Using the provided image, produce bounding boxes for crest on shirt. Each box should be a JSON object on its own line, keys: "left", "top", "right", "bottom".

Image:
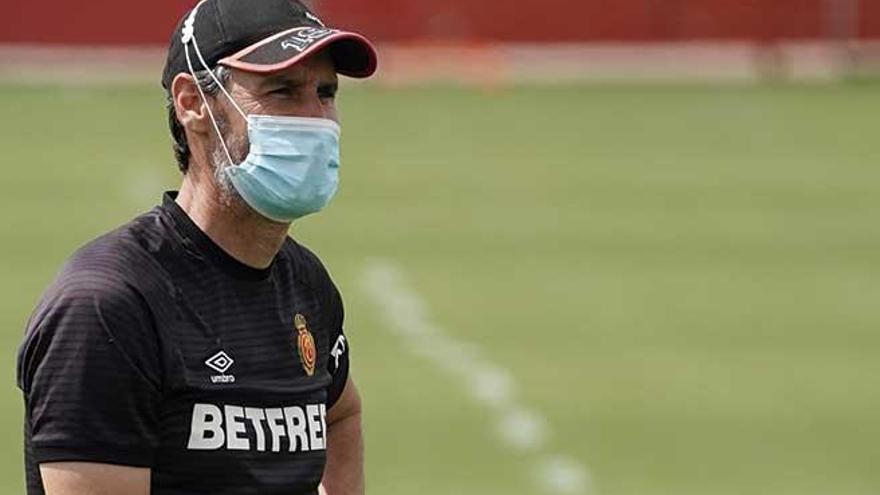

{"left": 294, "top": 313, "right": 316, "bottom": 376}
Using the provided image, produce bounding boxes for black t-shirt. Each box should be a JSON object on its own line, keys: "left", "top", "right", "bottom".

{"left": 17, "top": 192, "right": 350, "bottom": 495}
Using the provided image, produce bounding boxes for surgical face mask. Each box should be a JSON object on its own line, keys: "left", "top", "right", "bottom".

{"left": 184, "top": 33, "right": 341, "bottom": 223}
{"left": 224, "top": 115, "right": 340, "bottom": 222}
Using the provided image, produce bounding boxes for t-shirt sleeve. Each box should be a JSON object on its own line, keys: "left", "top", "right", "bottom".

{"left": 324, "top": 280, "right": 349, "bottom": 409}
{"left": 17, "top": 269, "right": 162, "bottom": 467}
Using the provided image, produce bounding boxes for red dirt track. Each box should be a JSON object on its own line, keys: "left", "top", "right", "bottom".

{"left": 2, "top": 0, "right": 879, "bottom": 45}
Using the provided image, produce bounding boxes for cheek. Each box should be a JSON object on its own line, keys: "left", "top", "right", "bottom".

{"left": 217, "top": 114, "right": 250, "bottom": 163}
{"left": 214, "top": 98, "right": 249, "bottom": 136}
{"left": 230, "top": 126, "right": 251, "bottom": 163}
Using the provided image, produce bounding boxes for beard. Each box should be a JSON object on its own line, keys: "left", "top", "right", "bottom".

{"left": 208, "top": 112, "right": 249, "bottom": 205}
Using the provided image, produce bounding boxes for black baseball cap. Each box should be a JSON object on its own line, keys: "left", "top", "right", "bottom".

{"left": 161, "top": 0, "right": 377, "bottom": 89}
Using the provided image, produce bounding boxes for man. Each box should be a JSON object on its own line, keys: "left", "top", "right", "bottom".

{"left": 16, "top": 0, "right": 377, "bottom": 493}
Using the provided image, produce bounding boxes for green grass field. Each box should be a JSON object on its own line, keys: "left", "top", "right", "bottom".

{"left": 0, "top": 82, "right": 878, "bottom": 494}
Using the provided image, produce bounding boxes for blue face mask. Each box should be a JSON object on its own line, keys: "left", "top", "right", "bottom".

{"left": 224, "top": 115, "right": 340, "bottom": 223}
{"left": 184, "top": 36, "right": 341, "bottom": 223}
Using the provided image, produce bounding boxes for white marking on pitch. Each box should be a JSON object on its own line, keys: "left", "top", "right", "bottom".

{"left": 362, "top": 260, "right": 594, "bottom": 494}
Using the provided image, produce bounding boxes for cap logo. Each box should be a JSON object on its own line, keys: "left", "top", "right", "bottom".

{"left": 280, "top": 27, "right": 334, "bottom": 53}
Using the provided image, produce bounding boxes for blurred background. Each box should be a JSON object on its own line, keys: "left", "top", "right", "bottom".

{"left": 1, "top": 1, "right": 879, "bottom": 494}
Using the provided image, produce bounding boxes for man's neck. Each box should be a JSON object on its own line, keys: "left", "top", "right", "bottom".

{"left": 175, "top": 173, "right": 289, "bottom": 270}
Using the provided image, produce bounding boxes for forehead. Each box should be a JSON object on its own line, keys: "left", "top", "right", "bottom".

{"left": 227, "top": 49, "right": 337, "bottom": 88}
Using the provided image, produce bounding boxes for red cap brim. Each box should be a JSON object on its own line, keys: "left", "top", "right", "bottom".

{"left": 218, "top": 27, "right": 377, "bottom": 78}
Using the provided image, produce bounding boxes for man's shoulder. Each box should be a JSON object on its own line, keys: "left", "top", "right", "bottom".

{"left": 20, "top": 211, "right": 169, "bottom": 399}
{"left": 23, "top": 209, "right": 179, "bottom": 357}
{"left": 40, "top": 208, "right": 174, "bottom": 313}
{"left": 279, "top": 237, "right": 342, "bottom": 298}
{"left": 280, "top": 238, "right": 345, "bottom": 330}
{"left": 281, "top": 237, "right": 330, "bottom": 280}
{"left": 67, "top": 208, "right": 168, "bottom": 280}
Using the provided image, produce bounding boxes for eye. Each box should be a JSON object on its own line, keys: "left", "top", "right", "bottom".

{"left": 267, "top": 87, "right": 292, "bottom": 97}
{"left": 318, "top": 84, "right": 337, "bottom": 101}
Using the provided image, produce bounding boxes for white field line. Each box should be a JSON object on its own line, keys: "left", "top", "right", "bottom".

{"left": 361, "top": 259, "right": 594, "bottom": 494}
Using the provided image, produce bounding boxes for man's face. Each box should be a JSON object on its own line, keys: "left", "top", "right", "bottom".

{"left": 207, "top": 49, "right": 339, "bottom": 192}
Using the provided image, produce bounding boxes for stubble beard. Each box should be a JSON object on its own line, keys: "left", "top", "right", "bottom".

{"left": 208, "top": 116, "right": 248, "bottom": 208}
{"left": 207, "top": 110, "right": 278, "bottom": 225}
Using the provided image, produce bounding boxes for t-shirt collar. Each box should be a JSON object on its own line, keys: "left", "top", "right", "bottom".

{"left": 161, "top": 191, "right": 277, "bottom": 282}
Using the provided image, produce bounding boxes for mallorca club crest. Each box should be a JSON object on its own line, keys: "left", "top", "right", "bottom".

{"left": 294, "top": 313, "right": 317, "bottom": 376}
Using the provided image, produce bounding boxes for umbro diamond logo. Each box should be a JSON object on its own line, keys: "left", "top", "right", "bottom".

{"left": 205, "top": 350, "right": 234, "bottom": 374}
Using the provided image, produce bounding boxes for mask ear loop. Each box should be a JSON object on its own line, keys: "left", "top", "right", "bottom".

{"left": 184, "top": 44, "right": 237, "bottom": 166}
{"left": 188, "top": 31, "right": 249, "bottom": 121}
{"left": 180, "top": 1, "right": 248, "bottom": 166}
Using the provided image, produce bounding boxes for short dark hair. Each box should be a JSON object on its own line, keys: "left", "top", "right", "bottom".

{"left": 165, "top": 66, "right": 231, "bottom": 174}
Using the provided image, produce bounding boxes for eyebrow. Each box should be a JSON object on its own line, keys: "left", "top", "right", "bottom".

{"left": 258, "top": 74, "right": 306, "bottom": 89}
{"left": 258, "top": 73, "right": 338, "bottom": 90}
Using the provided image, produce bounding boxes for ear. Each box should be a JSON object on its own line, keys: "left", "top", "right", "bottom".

{"left": 171, "top": 73, "right": 211, "bottom": 135}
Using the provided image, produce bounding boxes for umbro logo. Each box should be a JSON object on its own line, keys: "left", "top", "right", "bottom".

{"left": 206, "top": 350, "right": 236, "bottom": 383}
{"left": 205, "top": 350, "right": 234, "bottom": 373}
